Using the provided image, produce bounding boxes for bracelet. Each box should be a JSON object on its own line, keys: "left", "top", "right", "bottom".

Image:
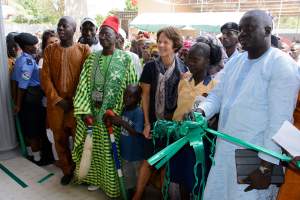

{"left": 144, "top": 123, "right": 151, "bottom": 127}
{"left": 194, "top": 108, "right": 206, "bottom": 117}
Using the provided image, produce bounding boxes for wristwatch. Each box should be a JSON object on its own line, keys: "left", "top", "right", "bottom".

{"left": 259, "top": 165, "right": 272, "bottom": 175}
{"left": 194, "top": 108, "right": 206, "bottom": 117}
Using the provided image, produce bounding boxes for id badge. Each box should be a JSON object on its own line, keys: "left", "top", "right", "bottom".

{"left": 92, "top": 90, "right": 103, "bottom": 102}
{"left": 92, "top": 90, "right": 103, "bottom": 108}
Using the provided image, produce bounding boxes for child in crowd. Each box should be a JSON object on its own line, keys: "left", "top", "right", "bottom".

{"left": 105, "top": 84, "right": 145, "bottom": 198}
{"left": 170, "top": 41, "right": 222, "bottom": 199}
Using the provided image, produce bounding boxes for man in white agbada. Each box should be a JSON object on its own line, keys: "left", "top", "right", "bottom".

{"left": 197, "top": 10, "right": 300, "bottom": 200}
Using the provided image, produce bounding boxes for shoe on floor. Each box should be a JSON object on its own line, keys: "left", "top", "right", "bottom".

{"left": 26, "top": 156, "right": 34, "bottom": 162}
{"left": 88, "top": 185, "right": 100, "bottom": 191}
{"left": 33, "top": 158, "right": 54, "bottom": 166}
{"left": 60, "top": 174, "right": 73, "bottom": 185}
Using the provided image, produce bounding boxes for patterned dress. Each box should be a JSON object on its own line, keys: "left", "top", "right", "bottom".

{"left": 72, "top": 49, "right": 137, "bottom": 198}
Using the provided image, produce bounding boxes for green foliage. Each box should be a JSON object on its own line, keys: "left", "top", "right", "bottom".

{"left": 125, "top": 0, "right": 138, "bottom": 11}
{"left": 12, "top": 0, "right": 63, "bottom": 24}
{"left": 95, "top": 15, "right": 105, "bottom": 26}
{"left": 13, "top": 14, "right": 52, "bottom": 24}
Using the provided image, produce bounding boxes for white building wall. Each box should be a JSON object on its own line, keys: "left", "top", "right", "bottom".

{"left": 0, "top": 4, "right": 18, "bottom": 152}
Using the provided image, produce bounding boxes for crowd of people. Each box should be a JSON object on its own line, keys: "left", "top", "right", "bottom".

{"left": 5, "top": 9, "right": 300, "bottom": 200}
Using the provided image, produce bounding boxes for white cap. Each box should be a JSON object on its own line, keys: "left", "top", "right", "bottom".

{"left": 80, "top": 17, "right": 98, "bottom": 28}
{"left": 118, "top": 28, "right": 127, "bottom": 39}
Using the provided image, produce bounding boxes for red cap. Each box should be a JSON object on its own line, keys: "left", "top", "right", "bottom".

{"left": 100, "top": 16, "right": 119, "bottom": 34}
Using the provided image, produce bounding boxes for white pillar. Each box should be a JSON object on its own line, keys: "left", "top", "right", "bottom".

{"left": 64, "top": 0, "right": 88, "bottom": 25}
{"left": 64, "top": 0, "right": 88, "bottom": 39}
{"left": 0, "top": 4, "right": 18, "bottom": 152}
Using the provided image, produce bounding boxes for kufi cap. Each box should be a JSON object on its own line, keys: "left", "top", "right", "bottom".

{"left": 100, "top": 16, "right": 119, "bottom": 34}
{"left": 81, "top": 17, "right": 98, "bottom": 28}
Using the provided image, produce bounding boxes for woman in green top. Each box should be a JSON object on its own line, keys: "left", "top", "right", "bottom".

{"left": 72, "top": 16, "right": 137, "bottom": 198}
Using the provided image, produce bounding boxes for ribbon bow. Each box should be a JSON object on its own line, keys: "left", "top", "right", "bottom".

{"left": 148, "top": 113, "right": 298, "bottom": 200}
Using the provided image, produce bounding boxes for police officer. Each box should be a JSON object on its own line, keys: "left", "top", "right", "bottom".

{"left": 13, "top": 33, "right": 46, "bottom": 165}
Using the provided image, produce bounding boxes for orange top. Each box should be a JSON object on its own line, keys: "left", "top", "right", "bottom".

{"left": 41, "top": 42, "right": 90, "bottom": 106}
{"left": 173, "top": 75, "right": 217, "bottom": 121}
{"left": 8, "top": 57, "right": 15, "bottom": 76}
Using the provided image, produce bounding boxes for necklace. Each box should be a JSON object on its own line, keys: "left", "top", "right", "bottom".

{"left": 91, "top": 51, "right": 115, "bottom": 110}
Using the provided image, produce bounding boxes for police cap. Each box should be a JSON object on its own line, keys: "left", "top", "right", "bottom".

{"left": 14, "top": 32, "right": 38, "bottom": 47}
{"left": 221, "top": 22, "right": 239, "bottom": 33}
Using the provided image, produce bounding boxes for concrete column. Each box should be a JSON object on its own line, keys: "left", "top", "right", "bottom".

{"left": 64, "top": 0, "right": 88, "bottom": 39}
{"left": 64, "top": 0, "right": 88, "bottom": 28}
{"left": 0, "top": 4, "right": 18, "bottom": 152}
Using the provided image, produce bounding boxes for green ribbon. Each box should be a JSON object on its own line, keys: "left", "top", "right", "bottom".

{"left": 149, "top": 115, "right": 212, "bottom": 200}
{"left": 148, "top": 113, "right": 298, "bottom": 200}
{"left": 11, "top": 100, "right": 27, "bottom": 157}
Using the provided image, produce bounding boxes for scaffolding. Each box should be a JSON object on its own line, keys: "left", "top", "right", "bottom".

{"left": 156, "top": 0, "right": 300, "bottom": 16}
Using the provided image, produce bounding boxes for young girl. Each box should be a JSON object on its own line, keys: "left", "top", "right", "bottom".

{"left": 170, "top": 41, "right": 222, "bottom": 199}
{"left": 173, "top": 41, "right": 222, "bottom": 121}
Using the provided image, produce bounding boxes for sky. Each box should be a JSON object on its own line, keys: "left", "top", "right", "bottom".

{"left": 87, "top": 0, "right": 125, "bottom": 17}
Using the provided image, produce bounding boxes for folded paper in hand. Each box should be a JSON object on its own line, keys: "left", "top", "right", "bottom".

{"left": 272, "top": 120, "right": 300, "bottom": 157}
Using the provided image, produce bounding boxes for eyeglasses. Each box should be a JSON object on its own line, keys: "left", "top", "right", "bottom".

{"left": 99, "top": 32, "right": 113, "bottom": 38}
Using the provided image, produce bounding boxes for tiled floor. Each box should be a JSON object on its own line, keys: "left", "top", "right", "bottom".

{"left": 0, "top": 157, "right": 108, "bottom": 200}
{"left": 0, "top": 150, "right": 160, "bottom": 200}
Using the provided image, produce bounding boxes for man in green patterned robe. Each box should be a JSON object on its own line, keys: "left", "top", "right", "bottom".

{"left": 72, "top": 16, "right": 137, "bottom": 198}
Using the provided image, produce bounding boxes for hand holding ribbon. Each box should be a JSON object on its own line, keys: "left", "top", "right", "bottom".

{"left": 147, "top": 112, "right": 300, "bottom": 200}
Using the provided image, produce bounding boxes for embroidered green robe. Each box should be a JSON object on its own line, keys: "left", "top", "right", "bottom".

{"left": 72, "top": 49, "right": 137, "bottom": 198}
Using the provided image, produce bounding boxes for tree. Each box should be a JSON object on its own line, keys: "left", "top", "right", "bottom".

{"left": 57, "top": 0, "right": 65, "bottom": 16}
{"left": 12, "top": 0, "right": 64, "bottom": 24}
{"left": 95, "top": 14, "right": 105, "bottom": 26}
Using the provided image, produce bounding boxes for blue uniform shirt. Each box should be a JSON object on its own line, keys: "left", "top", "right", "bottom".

{"left": 13, "top": 52, "right": 40, "bottom": 89}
